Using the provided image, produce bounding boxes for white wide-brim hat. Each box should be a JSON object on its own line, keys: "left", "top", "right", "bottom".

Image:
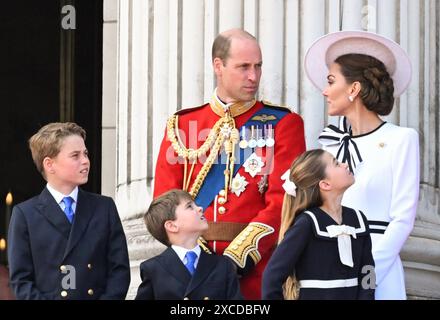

{"left": 304, "top": 30, "right": 412, "bottom": 97}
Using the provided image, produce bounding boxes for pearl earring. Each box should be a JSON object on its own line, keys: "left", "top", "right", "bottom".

{"left": 348, "top": 96, "right": 354, "bottom": 102}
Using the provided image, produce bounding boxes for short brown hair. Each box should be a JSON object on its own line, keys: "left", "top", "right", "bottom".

{"left": 335, "top": 53, "right": 395, "bottom": 115}
{"left": 144, "top": 189, "right": 193, "bottom": 246}
{"left": 29, "top": 122, "right": 86, "bottom": 178}
{"left": 212, "top": 29, "right": 256, "bottom": 63}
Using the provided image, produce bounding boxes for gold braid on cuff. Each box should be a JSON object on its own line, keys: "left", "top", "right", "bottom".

{"left": 197, "top": 236, "right": 212, "bottom": 254}
{"left": 223, "top": 222, "right": 274, "bottom": 268}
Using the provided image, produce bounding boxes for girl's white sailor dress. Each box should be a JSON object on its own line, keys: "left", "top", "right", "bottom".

{"left": 319, "top": 119, "right": 420, "bottom": 299}
{"left": 262, "top": 206, "right": 375, "bottom": 300}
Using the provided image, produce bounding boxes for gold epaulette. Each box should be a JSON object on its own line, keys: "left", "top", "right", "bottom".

{"left": 174, "top": 104, "right": 206, "bottom": 116}
{"left": 261, "top": 100, "right": 292, "bottom": 113}
{"left": 223, "top": 222, "right": 274, "bottom": 268}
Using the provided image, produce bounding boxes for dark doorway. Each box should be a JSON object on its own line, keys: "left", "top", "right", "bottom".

{"left": 0, "top": 0, "right": 103, "bottom": 277}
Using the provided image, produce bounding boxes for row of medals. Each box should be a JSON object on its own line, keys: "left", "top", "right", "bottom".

{"left": 238, "top": 124, "right": 275, "bottom": 149}
{"left": 216, "top": 124, "right": 275, "bottom": 215}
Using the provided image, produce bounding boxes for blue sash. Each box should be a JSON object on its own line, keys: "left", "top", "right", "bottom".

{"left": 195, "top": 105, "right": 289, "bottom": 210}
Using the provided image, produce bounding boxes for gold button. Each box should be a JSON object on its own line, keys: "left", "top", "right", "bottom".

{"left": 248, "top": 226, "right": 254, "bottom": 232}
{"left": 60, "top": 265, "right": 67, "bottom": 272}
{"left": 218, "top": 206, "right": 226, "bottom": 214}
{"left": 232, "top": 245, "right": 238, "bottom": 250}
{"left": 183, "top": 297, "right": 189, "bottom": 300}
{"left": 244, "top": 231, "right": 250, "bottom": 236}
{"left": 236, "top": 240, "right": 243, "bottom": 245}
{"left": 61, "top": 291, "right": 68, "bottom": 298}
{"left": 88, "top": 289, "right": 94, "bottom": 296}
{"left": 240, "top": 236, "right": 246, "bottom": 241}
{"left": 203, "top": 296, "right": 209, "bottom": 300}
{"left": 379, "top": 142, "right": 385, "bottom": 148}
{"left": 87, "top": 264, "right": 92, "bottom": 269}
{"left": 218, "top": 197, "right": 226, "bottom": 205}
{"left": 219, "top": 190, "right": 226, "bottom": 197}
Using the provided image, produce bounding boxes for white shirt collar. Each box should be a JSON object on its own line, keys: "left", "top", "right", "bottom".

{"left": 213, "top": 87, "right": 234, "bottom": 111}
{"left": 46, "top": 183, "right": 78, "bottom": 205}
{"left": 171, "top": 244, "right": 201, "bottom": 263}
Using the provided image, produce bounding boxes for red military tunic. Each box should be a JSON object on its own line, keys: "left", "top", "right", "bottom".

{"left": 153, "top": 101, "right": 305, "bottom": 299}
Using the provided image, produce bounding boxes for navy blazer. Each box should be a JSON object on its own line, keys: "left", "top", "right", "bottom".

{"left": 7, "top": 187, "right": 130, "bottom": 300}
{"left": 262, "top": 206, "right": 374, "bottom": 300}
{"left": 135, "top": 247, "right": 243, "bottom": 300}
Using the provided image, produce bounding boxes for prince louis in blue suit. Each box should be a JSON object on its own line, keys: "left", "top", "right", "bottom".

{"left": 8, "top": 122, "right": 130, "bottom": 300}
{"left": 135, "top": 189, "right": 243, "bottom": 300}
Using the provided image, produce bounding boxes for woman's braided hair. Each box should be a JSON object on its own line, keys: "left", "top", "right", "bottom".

{"left": 335, "top": 53, "right": 395, "bottom": 115}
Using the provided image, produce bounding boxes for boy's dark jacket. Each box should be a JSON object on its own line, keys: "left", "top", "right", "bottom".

{"left": 135, "top": 247, "right": 243, "bottom": 300}
{"left": 8, "top": 187, "right": 130, "bottom": 300}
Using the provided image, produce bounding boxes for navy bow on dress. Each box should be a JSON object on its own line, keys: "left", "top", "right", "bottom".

{"left": 318, "top": 117, "right": 363, "bottom": 174}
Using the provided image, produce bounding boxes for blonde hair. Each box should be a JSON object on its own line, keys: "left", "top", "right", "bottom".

{"left": 29, "top": 122, "right": 86, "bottom": 179}
{"left": 279, "top": 149, "right": 327, "bottom": 299}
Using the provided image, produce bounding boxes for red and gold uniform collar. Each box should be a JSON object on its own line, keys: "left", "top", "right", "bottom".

{"left": 210, "top": 88, "right": 256, "bottom": 118}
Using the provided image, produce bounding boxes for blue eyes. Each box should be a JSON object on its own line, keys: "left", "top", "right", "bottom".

{"left": 72, "top": 152, "right": 88, "bottom": 158}
{"left": 239, "top": 65, "right": 262, "bottom": 69}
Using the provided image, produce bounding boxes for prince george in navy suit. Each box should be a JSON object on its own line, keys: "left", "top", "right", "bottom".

{"left": 8, "top": 122, "right": 130, "bottom": 299}
{"left": 135, "top": 189, "right": 243, "bottom": 300}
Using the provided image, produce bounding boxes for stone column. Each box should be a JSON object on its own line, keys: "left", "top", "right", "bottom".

{"left": 102, "top": 0, "right": 440, "bottom": 299}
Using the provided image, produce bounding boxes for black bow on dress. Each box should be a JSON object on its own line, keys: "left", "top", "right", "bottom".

{"left": 318, "top": 117, "right": 363, "bottom": 174}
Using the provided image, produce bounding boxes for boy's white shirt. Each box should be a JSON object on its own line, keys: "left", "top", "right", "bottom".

{"left": 171, "top": 244, "right": 201, "bottom": 268}
{"left": 46, "top": 183, "right": 78, "bottom": 213}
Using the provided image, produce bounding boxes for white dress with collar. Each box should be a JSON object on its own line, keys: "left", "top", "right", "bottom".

{"left": 322, "top": 122, "right": 420, "bottom": 300}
